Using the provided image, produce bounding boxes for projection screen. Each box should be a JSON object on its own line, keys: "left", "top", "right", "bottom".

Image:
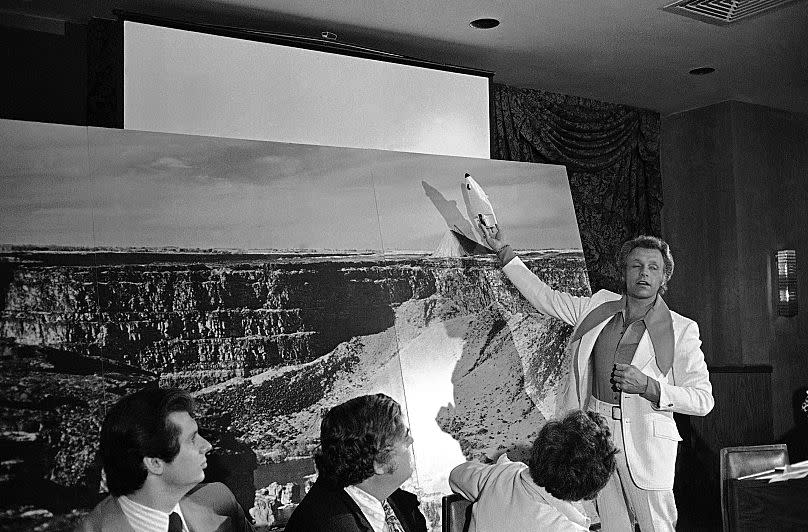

{"left": 124, "top": 20, "right": 491, "bottom": 158}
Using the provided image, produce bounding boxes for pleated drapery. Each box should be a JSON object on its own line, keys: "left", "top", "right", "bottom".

{"left": 491, "top": 83, "right": 663, "bottom": 293}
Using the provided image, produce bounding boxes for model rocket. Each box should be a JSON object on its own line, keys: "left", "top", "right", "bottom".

{"left": 462, "top": 173, "right": 498, "bottom": 230}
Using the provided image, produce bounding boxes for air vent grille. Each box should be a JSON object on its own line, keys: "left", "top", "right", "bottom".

{"left": 662, "top": 0, "right": 804, "bottom": 25}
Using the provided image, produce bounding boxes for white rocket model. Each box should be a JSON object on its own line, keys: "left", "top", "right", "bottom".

{"left": 462, "top": 173, "right": 498, "bottom": 231}
{"left": 428, "top": 173, "right": 497, "bottom": 256}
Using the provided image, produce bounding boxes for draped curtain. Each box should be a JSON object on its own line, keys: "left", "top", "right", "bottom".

{"left": 491, "top": 83, "right": 663, "bottom": 293}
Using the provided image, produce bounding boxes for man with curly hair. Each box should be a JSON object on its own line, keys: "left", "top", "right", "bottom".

{"left": 450, "top": 410, "right": 618, "bottom": 531}
{"left": 285, "top": 394, "right": 427, "bottom": 532}
{"left": 481, "top": 227, "right": 714, "bottom": 532}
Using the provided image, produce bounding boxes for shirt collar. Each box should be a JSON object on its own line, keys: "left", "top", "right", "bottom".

{"left": 118, "top": 495, "right": 187, "bottom": 532}
{"left": 642, "top": 294, "right": 675, "bottom": 374}
{"left": 571, "top": 293, "right": 675, "bottom": 375}
{"left": 344, "top": 485, "right": 386, "bottom": 532}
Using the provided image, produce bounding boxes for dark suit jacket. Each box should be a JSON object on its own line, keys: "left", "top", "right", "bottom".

{"left": 284, "top": 478, "right": 427, "bottom": 532}
{"left": 75, "top": 482, "right": 253, "bottom": 532}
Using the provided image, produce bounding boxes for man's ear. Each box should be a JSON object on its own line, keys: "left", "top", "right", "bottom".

{"left": 372, "top": 460, "right": 387, "bottom": 476}
{"left": 142, "top": 456, "right": 165, "bottom": 476}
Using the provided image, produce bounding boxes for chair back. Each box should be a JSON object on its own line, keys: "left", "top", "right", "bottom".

{"left": 719, "top": 444, "right": 788, "bottom": 531}
{"left": 441, "top": 493, "right": 472, "bottom": 532}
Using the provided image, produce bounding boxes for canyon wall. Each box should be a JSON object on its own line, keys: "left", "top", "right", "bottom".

{"left": 0, "top": 249, "right": 588, "bottom": 530}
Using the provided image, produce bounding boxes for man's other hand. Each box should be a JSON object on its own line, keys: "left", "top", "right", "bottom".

{"left": 612, "top": 363, "right": 649, "bottom": 394}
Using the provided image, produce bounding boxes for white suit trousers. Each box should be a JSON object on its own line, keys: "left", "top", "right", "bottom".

{"left": 590, "top": 397, "right": 677, "bottom": 532}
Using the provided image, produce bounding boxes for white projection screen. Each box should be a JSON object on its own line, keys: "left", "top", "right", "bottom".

{"left": 124, "top": 21, "right": 491, "bottom": 158}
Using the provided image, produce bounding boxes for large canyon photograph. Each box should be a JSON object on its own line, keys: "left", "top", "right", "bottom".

{"left": 0, "top": 119, "right": 590, "bottom": 531}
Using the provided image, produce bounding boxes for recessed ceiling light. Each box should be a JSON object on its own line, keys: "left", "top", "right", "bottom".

{"left": 689, "top": 66, "right": 715, "bottom": 75}
{"left": 470, "top": 18, "right": 500, "bottom": 29}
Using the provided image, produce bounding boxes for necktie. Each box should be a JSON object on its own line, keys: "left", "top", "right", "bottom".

{"left": 168, "top": 511, "right": 183, "bottom": 532}
{"left": 382, "top": 499, "right": 406, "bottom": 532}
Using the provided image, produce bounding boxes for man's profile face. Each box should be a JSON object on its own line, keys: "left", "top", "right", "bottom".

{"left": 623, "top": 247, "right": 665, "bottom": 302}
{"left": 160, "top": 411, "right": 212, "bottom": 490}
{"left": 381, "top": 426, "right": 414, "bottom": 487}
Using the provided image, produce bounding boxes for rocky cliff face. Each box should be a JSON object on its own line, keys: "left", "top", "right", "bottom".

{"left": 0, "top": 249, "right": 589, "bottom": 531}
{"left": 1, "top": 252, "right": 441, "bottom": 388}
{"left": 1, "top": 251, "right": 586, "bottom": 388}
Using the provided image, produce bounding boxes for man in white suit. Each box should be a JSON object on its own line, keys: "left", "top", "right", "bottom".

{"left": 481, "top": 227, "right": 714, "bottom": 532}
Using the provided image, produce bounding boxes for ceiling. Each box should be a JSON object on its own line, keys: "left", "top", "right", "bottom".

{"left": 7, "top": 0, "right": 808, "bottom": 116}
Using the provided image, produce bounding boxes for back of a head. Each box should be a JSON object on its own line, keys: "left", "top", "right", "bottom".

{"left": 314, "top": 393, "right": 406, "bottom": 487}
{"left": 528, "top": 410, "right": 617, "bottom": 501}
{"left": 100, "top": 387, "right": 194, "bottom": 496}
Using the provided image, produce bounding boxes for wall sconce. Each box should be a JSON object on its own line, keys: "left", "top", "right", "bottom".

{"left": 776, "top": 250, "right": 798, "bottom": 317}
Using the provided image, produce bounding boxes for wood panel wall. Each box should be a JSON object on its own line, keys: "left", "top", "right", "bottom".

{"left": 675, "top": 366, "right": 772, "bottom": 527}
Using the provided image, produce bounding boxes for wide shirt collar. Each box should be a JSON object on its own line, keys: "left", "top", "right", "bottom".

{"left": 572, "top": 293, "right": 675, "bottom": 374}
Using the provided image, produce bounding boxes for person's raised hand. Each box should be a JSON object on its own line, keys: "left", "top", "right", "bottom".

{"left": 478, "top": 220, "right": 507, "bottom": 252}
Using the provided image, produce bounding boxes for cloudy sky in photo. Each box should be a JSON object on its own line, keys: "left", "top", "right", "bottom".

{"left": 1, "top": 119, "right": 581, "bottom": 252}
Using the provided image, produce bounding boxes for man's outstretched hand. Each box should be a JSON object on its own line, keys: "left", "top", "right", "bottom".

{"left": 478, "top": 221, "right": 507, "bottom": 252}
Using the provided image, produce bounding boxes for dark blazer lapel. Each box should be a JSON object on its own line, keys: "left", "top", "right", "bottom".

{"left": 335, "top": 486, "right": 374, "bottom": 532}
{"left": 386, "top": 493, "right": 411, "bottom": 532}
{"left": 386, "top": 489, "right": 426, "bottom": 532}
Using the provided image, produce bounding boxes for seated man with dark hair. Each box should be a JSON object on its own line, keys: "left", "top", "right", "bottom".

{"left": 450, "top": 410, "right": 618, "bottom": 532}
{"left": 76, "top": 387, "right": 252, "bottom": 532}
{"left": 285, "top": 393, "right": 428, "bottom": 532}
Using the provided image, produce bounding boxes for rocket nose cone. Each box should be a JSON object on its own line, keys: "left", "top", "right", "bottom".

{"left": 465, "top": 173, "right": 470, "bottom": 177}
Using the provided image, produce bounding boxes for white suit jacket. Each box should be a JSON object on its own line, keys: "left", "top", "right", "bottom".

{"left": 503, "top": 257, "right": 714, "bottom": 490}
